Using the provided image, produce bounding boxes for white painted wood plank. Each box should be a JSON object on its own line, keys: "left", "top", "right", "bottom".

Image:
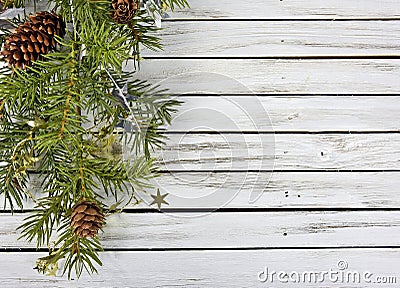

{"left": 132, "top": 59, "right": 400, "bottom": 94}
{"left": 167, "top": 0, "right": 400, "bottom": 19}
{"left": 2, "top": 211, "right": 400, "bottom": 248}
{"left": 0, "top": 249, "right": 399, "bottom": 287}
{"left": 157, "top": 134, "right": 400, "bottom": 171}
{"left": 144, "top": 21, "right": 400, "bottom": 56}
{"left": 19, "top": 172, "right": 400, "bottom": 209}
{"left": 43, "top": 211, "right": 400, "bottom": 248}
{"left": 166, "top": 96, "right": 400, "bottom": 132}
{"left": 149, "top": 172, "right": 400, "bottom": 208}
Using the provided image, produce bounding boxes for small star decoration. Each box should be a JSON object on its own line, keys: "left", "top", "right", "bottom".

{"left": 150, "top": 189, "right": 169, "bottom": 210}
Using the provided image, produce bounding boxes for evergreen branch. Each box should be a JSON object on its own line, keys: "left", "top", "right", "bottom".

{"left": 58, "top": 49, "right": 77, "bottom": 139}
{"left": 34, "top": 218, "right": 103, "bottom": 278}
{"left": 0, "top": 0, "right": 190, "bottom": 279}
{"left": 58, "top": 93, "right": 72, "bottom": 138}
{"left": 18, "top": 195, "right": 65, "bottom": 246}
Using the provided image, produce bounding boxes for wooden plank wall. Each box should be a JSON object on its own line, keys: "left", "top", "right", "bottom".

{"left": 1, "top": 1, "right": 400, "bottom": 286}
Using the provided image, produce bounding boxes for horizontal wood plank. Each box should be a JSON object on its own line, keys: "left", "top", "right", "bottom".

{"left": 156, "top": 134, "right": 400, "bottom": 171}
{"left": 167, "top": 0, "right": 400, "bottom": 19}
{"left": 0, "top": 249, "right": 399, "bottom": 287}
{"left": 20, "top": 172, "right": 400, "bottom": 209}
{"left": 148, "top": 172, "right": 400, "bottom": 208}
{"left": 144, "top": 21, "right": 400, "bottom": 57}
{"left": 132, "top": 59, "right": 400, "bottom": 94}
{"left": 2, "top": 211, "right": 400, "bottom": 248}
{"left": 166, "top": 96, "right": 400, "bottom": 132}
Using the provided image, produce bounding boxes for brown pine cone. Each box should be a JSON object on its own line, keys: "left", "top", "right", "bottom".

{"left": 112, "top": 0, "right": 138, "bottom": 24}
{"left": 70, "top": 200, "right": 104, "bottom": 238}
{"left": 1, "top": 11, "right": 66, "bottom": 69}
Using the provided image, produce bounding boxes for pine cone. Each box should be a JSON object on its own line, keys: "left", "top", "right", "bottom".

{"left": 70, "top": 200, "right": 104, "bottom": 238}
{"left": 1, "top": 11, "right": 66, "bottom": 69}
{"left": 112, "top": 0, "right": 138, "bottom": 24}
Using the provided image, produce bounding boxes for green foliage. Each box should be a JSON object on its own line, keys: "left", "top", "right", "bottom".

{"left": 0, "top": 0, "right": 189, "bottom": 279}
{"left": 162, "top": 0, "right": 189, "bottom": 10}
{"left": 1, "top": 0, "right": 25, "bottom": 8}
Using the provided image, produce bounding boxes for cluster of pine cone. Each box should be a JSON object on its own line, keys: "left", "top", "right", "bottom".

{"left": 1, "top": 12, "right": 65, "bottom": 69}
{"left": 112, "top": 0, "right": 138, "bottom": 24}
{"left": 1, "top": 0, "right": 138, "bottom": 68}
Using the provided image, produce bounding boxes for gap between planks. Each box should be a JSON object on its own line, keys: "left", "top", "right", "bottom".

{"left": 161, "top": 93, "right": 400, "bottom": 96}
{"left": 164, "top": 18, "right": 400, "bottom": 21}
{"left": 161, "top": 132, "right": 400, "bottom": 134}
{"left": 1, "top": 246, "right": 400, "bottom": 252}
{"left": 144, "top": 56, "right": 400, "bottom": 60}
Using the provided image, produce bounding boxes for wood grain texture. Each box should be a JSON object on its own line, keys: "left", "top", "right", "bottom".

{"left": 167, "top": 0, "right": 400, "bottom": 19}
{"left": 0, "top": 249, "right": 400, "bottom": 288}
{"left": 2, "top": 211, "right": 400, "bottom": 248}
{"left": 0, "top": 249, "right": 399, "bottom": 287}
{"left": 149, "top": 172, "right": 400, "bottom": 208}
{"left": 132, "top": 59, "right": 400, "bottom": 94}
{"left": 166, "top": 96, "right": 400, "bottom": 132}
{"left": 143, "top": 21, "right": 400, "bottom": 57}
{"left": 17, "top": 172, "right": 400, "bottom": 209}
{"left": 157, "top": 134, "right": 400, "bottom": 171}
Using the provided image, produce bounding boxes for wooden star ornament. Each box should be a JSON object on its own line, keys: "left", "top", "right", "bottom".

{"left": 150, "top": 189, "right": 169, "bottom": 210}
